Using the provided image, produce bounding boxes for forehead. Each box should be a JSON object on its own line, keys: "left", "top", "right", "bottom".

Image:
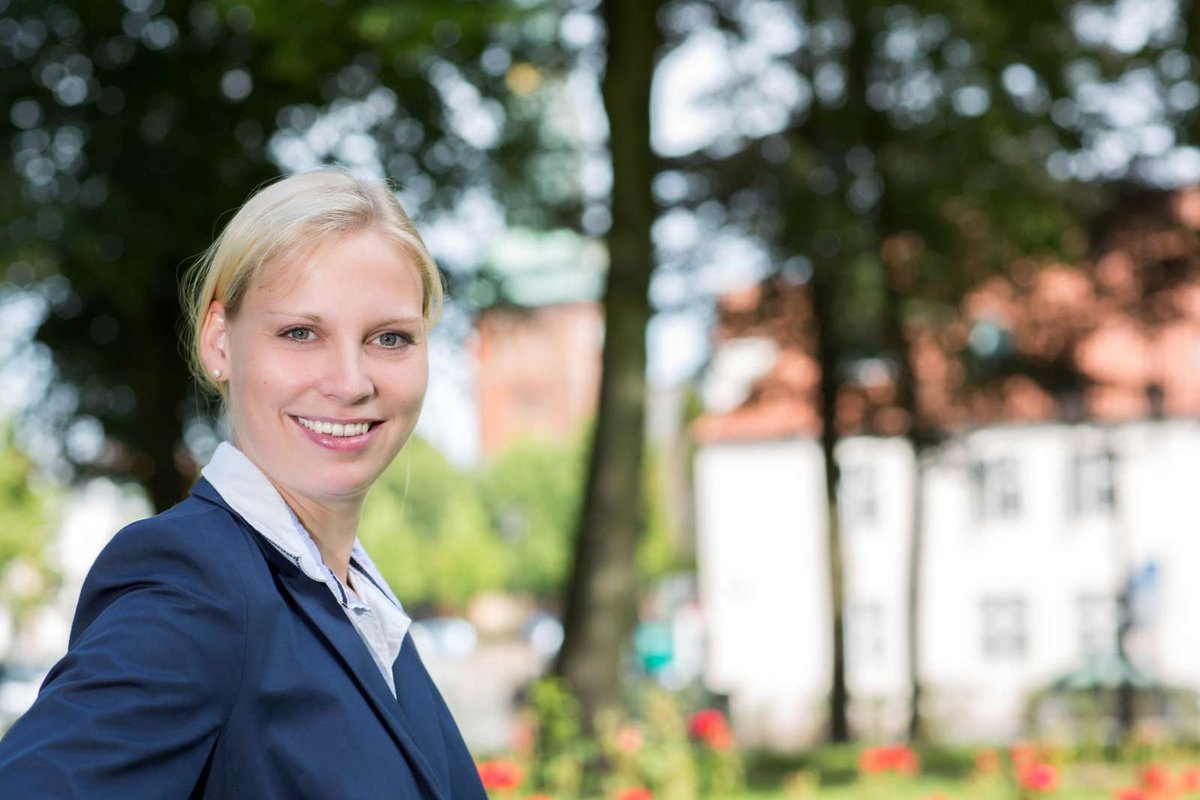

{"left": 248, "top": 229, "right": 423, "bottom": 312}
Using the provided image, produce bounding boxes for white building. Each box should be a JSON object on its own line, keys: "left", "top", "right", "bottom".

{"left": 2, "top": 479, "right": 150, "bottom": 667}
{"left": 693, "top": 190, "right": 1200, "bottom": 746}
{"left": 695, "top": 420, "right": 1200, "bottom": 746}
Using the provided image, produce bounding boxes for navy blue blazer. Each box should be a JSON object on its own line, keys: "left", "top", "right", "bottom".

{"left": 0, "top": 478, "right": 488, "bottom": 799}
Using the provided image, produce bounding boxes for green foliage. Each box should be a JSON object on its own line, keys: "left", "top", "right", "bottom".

{"left": 512, "top": 679, "right": 745, "bottom": 799}
{"left": 360, "top": 436, "right": 509, "bottom": 611}
{"left": 479, "top": 429, "right": 687, "bottom": 599}
{"left": 0, "top": 0, "right": 576, "bottom": 509}
{"left": 638, "top": 443, "right": 686, "bottom": 582}
{"left": 524, "top": 676, "right": 592, "bottom": 797}
{"left": 423, "top": 495, "right": 510, "bottom": 611}
{"left": 358, "top": 430, "right": 684, "bottom": 610}
{"left": 598, "top": 688, "right": 701, "bottom": 800}
{"left": 0, "top": 421, "right": 56, "bottom": 621}
{"left": 478, "top": 433, "right": 583, "bottom": 598}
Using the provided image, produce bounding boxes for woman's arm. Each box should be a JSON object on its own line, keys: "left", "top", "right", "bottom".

{"left": 0, "top": 510, "right": 248, "bottom": 797}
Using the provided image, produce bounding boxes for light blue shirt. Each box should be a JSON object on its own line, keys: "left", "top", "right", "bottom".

{"left": 200, "top": 441, "right": 411, "bottom": 697}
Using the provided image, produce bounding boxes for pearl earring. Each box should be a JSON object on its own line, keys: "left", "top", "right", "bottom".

{"left": 212, "top": 368, "right": 222, "bottom": 379}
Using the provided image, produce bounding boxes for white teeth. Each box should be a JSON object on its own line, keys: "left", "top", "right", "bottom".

{"left": 296, "top": 417, "right": 371, "bottom": 437}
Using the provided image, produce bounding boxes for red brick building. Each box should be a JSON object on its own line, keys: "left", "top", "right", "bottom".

{"left": 473, "top": 302, "right": 604, "bottom": 455}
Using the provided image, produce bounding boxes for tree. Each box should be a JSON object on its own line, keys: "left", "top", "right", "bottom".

{"left": 666, "top": 0, "right": 1114, "bottom": 741}
{"left": 478, "top": 429, "right": 684, "bottom": 603}
{"left": 0, "top": 0, "right": 573, "bottom": 510}
{"left": 360, "top": 425, "right": 683, "bottom": 612}
{"left": 554, "top": 0, "right": 664, "bottom": 729}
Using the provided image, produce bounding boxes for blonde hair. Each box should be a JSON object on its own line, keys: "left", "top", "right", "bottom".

{"left": 181, "top": 167, "right": 443, "bottom": 397}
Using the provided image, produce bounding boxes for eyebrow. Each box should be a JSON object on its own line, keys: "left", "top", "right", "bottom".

{"left": 265, "top": 311, "right": 425, "bottom": 328}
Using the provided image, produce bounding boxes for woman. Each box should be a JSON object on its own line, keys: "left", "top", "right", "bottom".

{"left": 0, "top": 168, "right": 488, "bottom": 799}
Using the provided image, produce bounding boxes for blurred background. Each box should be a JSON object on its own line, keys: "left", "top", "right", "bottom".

{"left": 4, "top": 0, "right": 1200, "bottom": 796}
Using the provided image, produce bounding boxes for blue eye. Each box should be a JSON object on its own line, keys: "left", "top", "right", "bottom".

{"left": 377, "top": 331, "right": 413, "bottom": 348}
{"left": 283, "top": 327, "right": 313, "bottom": 341}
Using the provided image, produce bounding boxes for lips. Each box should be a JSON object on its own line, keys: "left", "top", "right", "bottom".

{"left": 292, "top": 415, "right": 383, "bottom": 437}
{"left": 289, "top": 415, "right": 384, "bottom": 452}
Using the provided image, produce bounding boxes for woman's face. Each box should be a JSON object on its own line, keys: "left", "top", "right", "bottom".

{"left": 201, "top": 227, "right": 429, "bottom": 507}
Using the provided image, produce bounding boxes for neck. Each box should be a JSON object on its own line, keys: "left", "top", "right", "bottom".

{"left": 275, "top": 485, "right": 364, "bottom": 585}
{"left": 228, "top": 435, "right": 365, "bottom": 584}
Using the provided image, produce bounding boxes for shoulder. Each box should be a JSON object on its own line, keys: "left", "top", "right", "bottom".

{"left": 114, "top": 491, "right": 248, "bottom": 545}
{"left": 0, "top": 501, "right": 253, "bottom": 787}
{"left": 93, "top": 494, "right": 254, "bottom": 579}
{"left": 73, "top": 495, "right": 255, "bottom": 642}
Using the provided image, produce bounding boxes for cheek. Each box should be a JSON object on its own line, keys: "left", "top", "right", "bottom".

{"left": 409, "top": 354, "right": 431, "bottom": 399}
{"left": 387, "top": 358, "right": 429, "bottom": 407}
{"left": 230, "top": 349, "right": 309, "bottom": 413}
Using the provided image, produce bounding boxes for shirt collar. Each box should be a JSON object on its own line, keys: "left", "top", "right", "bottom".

{"left": 200, "top": 441, "right": 330, "bottom": 583}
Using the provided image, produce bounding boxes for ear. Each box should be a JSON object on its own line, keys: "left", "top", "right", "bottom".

{"left": 199, "top": 300, "right": 230, "bottom": 382}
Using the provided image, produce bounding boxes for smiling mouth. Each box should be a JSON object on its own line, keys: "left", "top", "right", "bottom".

{"left": 291, "top": 416, "right": 382, "bottom": 438}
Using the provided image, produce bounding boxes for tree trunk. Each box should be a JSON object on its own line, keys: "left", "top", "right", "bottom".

{"left": 554, "top": 0, "right": 662, "bottom": 729}
{"left": 137, "top": 273, "right": 196, "bottom": 512}
{"left": 904, "top": 457, "right": 927, "bottom": 740}
{"left": 876, "top": 205, "right": 931, "bottom": 743}
{"left": 844, "top": 0, "right": 931, "bottom": 741}
{"left": 790, "top": 38, "right": 853, "bottom": 747}
{"left": 809, "top": 265, "right": 851, "bottom": 743}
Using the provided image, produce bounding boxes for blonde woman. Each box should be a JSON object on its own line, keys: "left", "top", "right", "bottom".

{"left": 0, "top": 168, "right": 487, "bottom": 799}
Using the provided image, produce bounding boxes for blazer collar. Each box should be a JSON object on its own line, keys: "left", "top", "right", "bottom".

{"left": 199, "top": 442, "right": 328, "bottom": 582}
{"left": 189, "top": 478, "right": 304, "bottom": 578}
{"left": 186, "top": 476, "right": 449, "bottom": 800}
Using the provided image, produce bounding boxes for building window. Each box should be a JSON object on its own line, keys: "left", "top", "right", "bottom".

{"left": 1077, "top": 593, "right": 1117, "bottom": 658}
{"left": 849, "top": 601, "right": 885, "bottom": 665}
{"left": 839, "top": 465, "right": 878, "bottom": 528}
{"left": 1069, "top": 449, "right": 1117, "bottom": 517}
{"left": 981, "top": 596, "right": 1027, "bottom": 659}
{"left": 969, "top": 457, "right": 1021, "bottom": 520}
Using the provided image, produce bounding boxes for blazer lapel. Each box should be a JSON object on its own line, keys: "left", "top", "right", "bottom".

{"left": 277, "top": 574, "right": 449, "bottom": 800}
{"left": 188, "top": 479, "right": 450, "bottom": 800}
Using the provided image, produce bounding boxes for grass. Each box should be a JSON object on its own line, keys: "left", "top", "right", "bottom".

{"left": 728, "top": 744, "right": 1200, "bottom": 799}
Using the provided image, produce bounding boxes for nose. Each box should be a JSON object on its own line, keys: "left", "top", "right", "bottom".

{"left": 321, "top": 342, "right": 376, "bottom": 404}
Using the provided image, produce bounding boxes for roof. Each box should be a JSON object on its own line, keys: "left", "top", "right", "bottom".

{"left": 695, "top": 187, "right": 1200, "bottom": 444}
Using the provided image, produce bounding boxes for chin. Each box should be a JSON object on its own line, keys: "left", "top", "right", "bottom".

{"left": 290, "top": 461, "right": 374, "bottom": 492}
{"left": 303, "top": 479, "right": 375, "bottom": 504}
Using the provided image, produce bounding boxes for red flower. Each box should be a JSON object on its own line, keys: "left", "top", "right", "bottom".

{"left": 708, "top": 728, "right": 735, "bottom": 750}
{"left": 1010, "top": 741, "right": 1039, "bottom": 770}
{"left": 510, "top": 720, "right": 535, "bottom": 755}
{"left": 975, "top": 748, "right": 1001, "bottom": 774}
{"left": 1114, "top": 790, "right": 1150, "bottom": 800}
{"left": 687, "top": 709, "right": 735, "bottom": 750}
{"left": 615, "top": 788, "right": 652, "bottom": 800}
{"left": 615, "top": 725, "right": 643, "bottom": 754}
{"left": 858, "top": 748, "right": 886, "bottom": 774}
{"left": 477, "top": 759, "right": 522, "bottom": 792}
{"left": 892, "top": 747, "right": 919, "bottom": 776}
{"left": 1180, "top": 767, "right": 1200, "bottom": 790}
{"left": 858, "top": 745, "right": 920, "bottom": 776}
{"left": 1140, "top": 763, "right": 1173, "bottom": 792}
{"left": 1017, "top": 762, "right": 1060, "bottom": 793}
{"left": 688, "top": 710, "right": 727, "bottom": 739}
